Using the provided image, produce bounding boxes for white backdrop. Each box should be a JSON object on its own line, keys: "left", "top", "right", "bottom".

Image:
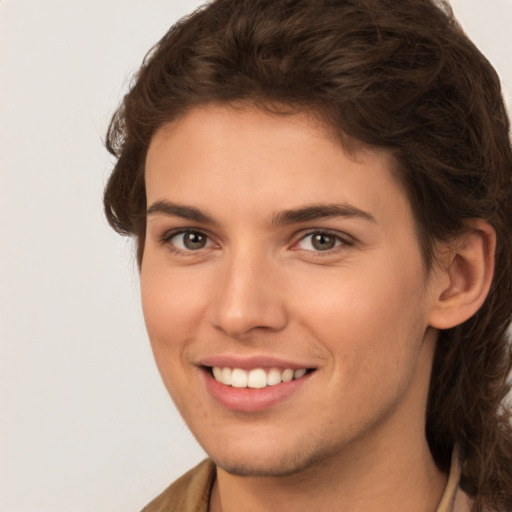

{"left": 1, "top": 1, "right": 511, "bottom": 511}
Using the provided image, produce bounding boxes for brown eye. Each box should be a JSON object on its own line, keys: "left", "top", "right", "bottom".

{"left": 183, "top": 231, "right": 207, "bottom": 250}
{"left": 297, "top": 232, "right": 344, "bottom": 252}
{"left": 168, "top": 230, "right": 211, "bottom": 251}
{"left": 311, "top": 233, "right": 336, "bottom": 251}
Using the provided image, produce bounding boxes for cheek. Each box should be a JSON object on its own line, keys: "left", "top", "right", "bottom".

{"left": 140, "top": 265, "right": 207, "bottom": 347}
{"left": 294, "top": 258, "right": 428, "bottom": 378}
{"left": 139, "top": 270, "right": 205, "bottom": 403}
{"left": 140, "top": 269, "right": 205, "bottom": 407}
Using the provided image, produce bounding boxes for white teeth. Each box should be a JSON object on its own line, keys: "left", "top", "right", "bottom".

{"left": 281, "top": 368, "right": 294, "bottom": 382}
{"left": 294, "top": 368, "right": 307, "bottom": 379}
{"left": 212, "top": 367, "right": 223, "bottom": 381}
{"left": 266, "top": 367, "right": 282, "bottom": 386}
{"left": 211, "top": 366, "right": 309, "bottom": 388}
{"left": 247, "top": 368, "right": 267, "bottom": 389}
{"left": 231, "top": 368, "right": 247, "bottom": 388}
{"left": 221, "top": 367, "right": 232, "bottom": 386}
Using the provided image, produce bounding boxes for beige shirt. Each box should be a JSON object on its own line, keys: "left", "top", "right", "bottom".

{"left": 141, "top": 449, "right": 470, "bottom": 512}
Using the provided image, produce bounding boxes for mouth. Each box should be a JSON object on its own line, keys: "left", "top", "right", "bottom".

{"left": 207, "top": 366, "right": 314, "bottom": 389}
{"left": 198, "top": 357, "right": 317, "bottom": 411}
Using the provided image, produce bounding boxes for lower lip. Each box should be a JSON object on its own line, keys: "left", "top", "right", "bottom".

{"left": 202, "top": 369, "right": 313, "bottom": 412}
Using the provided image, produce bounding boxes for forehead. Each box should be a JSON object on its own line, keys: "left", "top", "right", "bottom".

{"left": 145, "top": 104, "right": 412, "bottom": 231}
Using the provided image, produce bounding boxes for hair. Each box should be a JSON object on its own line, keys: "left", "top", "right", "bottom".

{"left": 104, "top": 0, "right": 512, "bottom": 509}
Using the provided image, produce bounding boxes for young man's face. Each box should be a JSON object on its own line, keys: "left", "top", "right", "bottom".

{"left": 141, "top": 105, "right": 441, "bottom": 476}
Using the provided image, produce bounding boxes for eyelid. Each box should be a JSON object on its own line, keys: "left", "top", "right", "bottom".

{"left": 291, "top": 229, "right": 355, "bottom": 253}
{"left": 160, "top": 227, "right": 217, "bottom": 252}
{"left": 157, "top": 226, "right": 355, "bottom": 255}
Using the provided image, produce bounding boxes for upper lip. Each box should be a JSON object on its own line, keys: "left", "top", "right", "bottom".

{"left": 198, "top": 355, "right": 316, "bottom": 370}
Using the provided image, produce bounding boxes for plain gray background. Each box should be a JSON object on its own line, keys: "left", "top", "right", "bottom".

{"left": 1, "top": 1, "right": 511, "bottom": 510}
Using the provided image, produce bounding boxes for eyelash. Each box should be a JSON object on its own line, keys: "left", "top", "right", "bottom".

{"left": 292, "top": 230, "right": 353, "bottom": 256}
{"left": 159, "top": 229, "right": 354, "bottom": 256}
{"left": 160, "top": 229, "right": 216, "bottom": 255}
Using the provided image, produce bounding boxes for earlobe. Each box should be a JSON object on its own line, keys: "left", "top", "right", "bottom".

{"left": 428, "top": 220, "right": 496, "bottom": 330}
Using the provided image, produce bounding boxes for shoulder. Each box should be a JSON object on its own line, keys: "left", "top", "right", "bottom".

{"left": 140, "top": 459, "right": 216, "bottom": 512}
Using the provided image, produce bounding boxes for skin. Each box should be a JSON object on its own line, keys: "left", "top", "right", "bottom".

{"left": 141, "top": 104, "right": 452, "bottom": 511}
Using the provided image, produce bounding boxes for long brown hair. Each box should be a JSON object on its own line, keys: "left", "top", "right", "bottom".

{"left": 104, "top": 1, "right": 512, "bottom": 509}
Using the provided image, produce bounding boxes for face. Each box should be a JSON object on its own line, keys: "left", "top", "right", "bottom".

{"left": 141, "top": 105, "right": 440, "bottom": 477}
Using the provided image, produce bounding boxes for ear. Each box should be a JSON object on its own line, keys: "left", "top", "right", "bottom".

{"left": 428, "top": 220, "right": 496, "bottom": 330}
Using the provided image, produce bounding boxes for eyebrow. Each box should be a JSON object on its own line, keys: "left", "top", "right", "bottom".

{"left": 146, "top": 200, "right": 376, "bottom": 226}
{"left": 147, "top": 200, "right": 216, "bottom": 225}
{"left": 272, "top": 204, "right": 376, "bottom": 226}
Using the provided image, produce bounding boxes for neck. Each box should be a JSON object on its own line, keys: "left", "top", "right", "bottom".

{"left": 210, "top": 435, "right": 447, "bottom": 512}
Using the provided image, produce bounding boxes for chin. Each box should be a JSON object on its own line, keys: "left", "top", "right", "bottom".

{"left": 208, "top": 437, "right": 335, "bottom": 478}
{"left": 212, "top": 455, "right": 311, "bottom": 478}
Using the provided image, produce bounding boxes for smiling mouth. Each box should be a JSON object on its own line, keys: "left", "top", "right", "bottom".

{"left": 207, "top": 366, "right": 315, "bottom": 389}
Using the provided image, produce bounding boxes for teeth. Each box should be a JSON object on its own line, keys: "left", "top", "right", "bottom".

{"left": 231, "top": 368, "right": 247, "bottom": 388}
{"left": 247, "top": 368, "right": 267, "bottom": 389}
{"left": 266, "top": 368, "right": 282, "bottom": 386}
{"left": 221, "top": 367, "right": 232, "bottom": 385}
{"left": 294, "top": 368, "right": 307, "bottom": 379}
{"left": 281, "top": 369, "right": 294, "bottom": 382}
{"left": 212, "top": 367, "right": 223, "bottom": 381}
{"left": 211, "top": 366, "right": 309, "bottom": 388}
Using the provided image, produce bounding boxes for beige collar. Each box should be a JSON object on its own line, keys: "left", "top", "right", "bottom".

{"left": 436, "top": 446, "right": 471, "bottom": 512}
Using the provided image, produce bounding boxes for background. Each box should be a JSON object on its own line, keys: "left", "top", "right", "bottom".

{"left": 1, "top": 1, "right": 511, "bottom": 510}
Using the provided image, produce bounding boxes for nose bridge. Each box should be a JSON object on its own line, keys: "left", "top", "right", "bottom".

{"left": 211, "top": 244, "right": 288, "bottom": 338}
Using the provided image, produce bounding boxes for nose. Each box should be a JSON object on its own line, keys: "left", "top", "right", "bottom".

{"left": 210, "top": 250, "right": 288, "bottom": 340}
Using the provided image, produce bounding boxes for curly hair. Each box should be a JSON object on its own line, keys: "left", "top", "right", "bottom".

{"left": 104, "top": 1, "right": 512, "bottom": 509}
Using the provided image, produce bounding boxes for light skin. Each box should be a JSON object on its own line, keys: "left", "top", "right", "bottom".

{"left": 141, "top": 104, "right": 494, "bottom": 512}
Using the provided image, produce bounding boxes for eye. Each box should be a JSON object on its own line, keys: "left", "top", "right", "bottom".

{"left": 296, "top": 231, "right": 346, "bottom": 252}
{"left": 165, "top": 230, "right": 213, "bottom": 251}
